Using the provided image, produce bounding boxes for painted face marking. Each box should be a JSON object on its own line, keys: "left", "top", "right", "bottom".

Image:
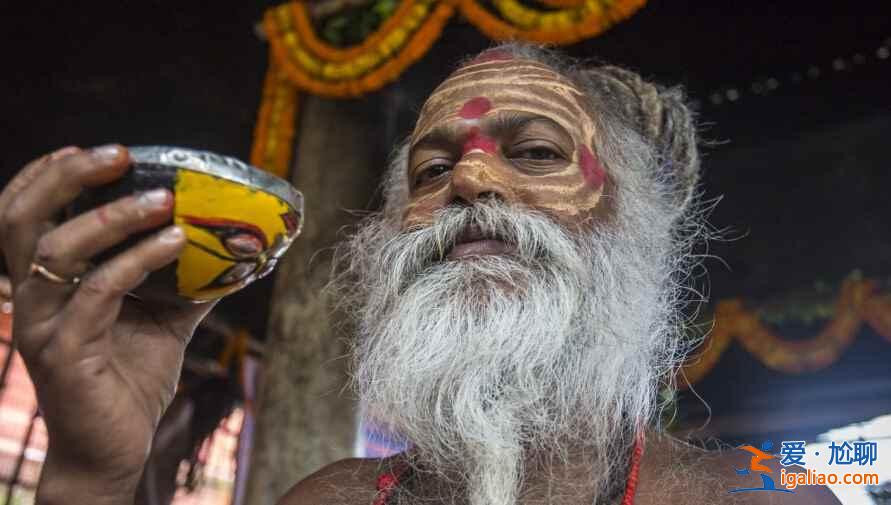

{"left": 578, "top": 145, "right": 605, "bottom": 188}
{"left": 468, "top": 49, "right": 514, "bottom": 65}
{"left": 458, "top": 96, "right": 492, "bottom": 119}
{"left": 462, "top": 126, "right": 498, "bottom": 155}
{"left": 405, "top": 58, "right": 608, "bottom": 229}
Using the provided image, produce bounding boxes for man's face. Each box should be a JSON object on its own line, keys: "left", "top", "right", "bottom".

{"left": 404, "top": 56, "right": 610, "bottom": 241}
{"left": 342, "top": 51, "right": 686, "bottom": 505}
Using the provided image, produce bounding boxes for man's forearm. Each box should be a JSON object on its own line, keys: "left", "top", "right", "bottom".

{"left": 36, "top": 452, "right": 142, "bottom": 505}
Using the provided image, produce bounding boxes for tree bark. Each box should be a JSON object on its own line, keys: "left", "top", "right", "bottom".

{"left": 244, "top": 94, "right": 381, "bottom": 504}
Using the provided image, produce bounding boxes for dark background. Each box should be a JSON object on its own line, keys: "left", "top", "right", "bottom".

{"left": 3, "top": 1, "right": 890, "bottom": 443}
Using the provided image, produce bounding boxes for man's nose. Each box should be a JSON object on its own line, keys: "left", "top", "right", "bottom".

{"left": 448, "top": 156, "right": 516, "bottom": 206}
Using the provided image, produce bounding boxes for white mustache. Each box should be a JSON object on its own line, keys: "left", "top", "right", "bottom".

{"left": 373, "top": 201, "right": 586, "bottom": 289}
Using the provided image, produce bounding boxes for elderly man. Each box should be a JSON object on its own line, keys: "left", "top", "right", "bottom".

{"left": 1, "top": 45, "right": 837, "bottom": 504}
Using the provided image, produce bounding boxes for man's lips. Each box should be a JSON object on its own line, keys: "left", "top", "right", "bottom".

{"left": 446, "top": 238, "right": 514, "bottom": 260}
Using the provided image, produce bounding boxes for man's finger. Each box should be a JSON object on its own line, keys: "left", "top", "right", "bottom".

{"left": 0, "top": 147, "right": 81, "bottom": 269}
{"left": 33, "top": 189, "right": 174, "bottom": 283}
{"left": 0, "top": 275, "right": 10, "bottom": 300}
{"left": 12, "top": 189, "right": 176, "bottom": 319}
{"left": 60, "top": 225, "right": 186, "bottom": 346}
{"left": 0, "top": 145, "right": 130, "bottom": 282}
{"left": 0, "top": 146, "right": 81, "bottom": 218}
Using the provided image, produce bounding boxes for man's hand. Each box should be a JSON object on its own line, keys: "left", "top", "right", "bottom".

{"left": 0, "top": 145, "right": 214, "bottom": 504}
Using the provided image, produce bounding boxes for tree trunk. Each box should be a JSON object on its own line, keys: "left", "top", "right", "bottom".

{"left": 244, "top": 94, "right": 381, "bottom": 504}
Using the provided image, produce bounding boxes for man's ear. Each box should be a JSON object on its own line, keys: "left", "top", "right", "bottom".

{"left": 581, "top": 66, "right": 701, "bottom": 214}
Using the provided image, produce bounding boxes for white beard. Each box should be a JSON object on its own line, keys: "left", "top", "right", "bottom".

{"left": 339, "top": 197, "right": 688, "bottom": 505}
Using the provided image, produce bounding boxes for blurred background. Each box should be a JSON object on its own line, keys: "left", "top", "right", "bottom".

{"left": 1, "top": 1, "right": 890, "bottom": 504}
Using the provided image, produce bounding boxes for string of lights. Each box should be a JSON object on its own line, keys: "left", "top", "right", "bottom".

{"left": 696, "top": 37, "right": 890, "bottom": 108}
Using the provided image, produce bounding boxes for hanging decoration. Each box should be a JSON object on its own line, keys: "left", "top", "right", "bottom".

{"left": 702, "top": 37, "right": 890, "bottom": 108}
{"left": 678, "top": 278, "right": 891, "bottom": 389}
{"left": 250, "top": 0, "right": 648, "bottom": 175}
{"left": 250, "top": 63, "right": 300, "bottom": 179}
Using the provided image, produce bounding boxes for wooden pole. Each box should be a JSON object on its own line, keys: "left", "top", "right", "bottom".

{"left": 243, "top": 94, "right": 382, "bottom": 504}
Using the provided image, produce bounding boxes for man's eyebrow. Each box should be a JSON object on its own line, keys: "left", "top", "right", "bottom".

{"left": 411, "top": 125, "right": 461, "bottom": 152}
{"left": 489, "top": 112, "right": 567, "bottom": 138}
{"left": 412, "top": 113, "right": 570, "bottom": 151}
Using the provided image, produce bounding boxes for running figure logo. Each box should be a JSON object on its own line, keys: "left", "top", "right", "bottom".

{"left": 730, "top": 440, "right": 795, "bottom": 494}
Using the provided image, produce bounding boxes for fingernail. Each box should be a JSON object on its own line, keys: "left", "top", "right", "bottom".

{"left": 138, "top": 188, "right": 171, "bottom": 208}
{"left": 159, "top": 226, "right": 184, "bottom": 244}
{"left": 92, "top": 144, "right": 123, "bottom": 161}
{"left": 48, "top": 146, "right": 80, "bottom": 161}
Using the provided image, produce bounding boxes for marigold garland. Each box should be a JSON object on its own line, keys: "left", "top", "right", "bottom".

{"left": 250, "top": 62, "right": 298, "bottom": 177}
{"left": 291, "top": 0, "right": 424, "bottom": 63}
{"left": 678, "top": 278, "right": 891, "bottom": 389}
{"left": 489, "top": 0, "right": 597, "bottom": 32}
{"left": 458, "top": 0, "right": 647, "bottom": 44}
{"left": 263, "top": 0, "right": 452, "bottom": 97}
{"left": 863, "top": 292, "right": 891, "bottom": 340}
{"left": 536, "top": 0, "right": 586, "bottom": 7}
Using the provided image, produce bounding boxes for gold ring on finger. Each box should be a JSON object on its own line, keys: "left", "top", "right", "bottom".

{"left": 29, "top": 262, "right": 81, "bottom": 285}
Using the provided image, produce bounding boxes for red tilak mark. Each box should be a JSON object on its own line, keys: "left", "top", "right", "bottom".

{"left": 469, "top": 49, "right": 514, "bottom": 64}
{"left": 462, "top": 127, "right": 498, "bottom": 155}
{"left": 579, "top": 145, "right": 605, "bottom": 188}
{"left": 458, "top": 96, "right": 492, "bottom": 119}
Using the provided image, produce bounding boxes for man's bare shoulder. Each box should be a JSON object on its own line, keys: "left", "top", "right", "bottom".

{"left": 277, "top": 456, "right": 390, "bottom": 505}
{"left": 636, "top": 434, "right": 840, "bottom": 505}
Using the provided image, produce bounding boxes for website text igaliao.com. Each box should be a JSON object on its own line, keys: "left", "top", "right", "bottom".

{"left": 779, "top": 468, "right": 879, "bottom": 489}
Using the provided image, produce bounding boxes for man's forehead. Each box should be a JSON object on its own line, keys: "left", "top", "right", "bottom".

{"left": 413, "top": 58, "right": 592, "bottom": 143}
{"left": 425, "top": 58, "right": 584, "bottom": 108}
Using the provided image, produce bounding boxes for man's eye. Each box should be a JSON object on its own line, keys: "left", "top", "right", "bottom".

{"left": 415, "top": 163, "right": 452, "bottom": 186}
{"left": 512, "top": 146, "right": 561, "bottom": 161}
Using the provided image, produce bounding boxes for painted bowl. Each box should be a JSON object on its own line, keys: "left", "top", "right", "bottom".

{"left": 70, "top": 146, "right": 303, "bottom": 303}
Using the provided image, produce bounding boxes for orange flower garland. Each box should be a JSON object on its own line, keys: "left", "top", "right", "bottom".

{"left": 264, "top": 0, "right": 453, "bottom": 97}
{"left": 250, "top": 62, "right": 299, "bottom": 177}
{"left": 863, "top": 291, "right": 891, "bottom": 344}
{"left": 291, "top": 0, "right": 425, "bottom": 63}
{"left": 536, "top": 0, "right": 586, "bottom": 7}
{"left": 458, "top": 0, "right": 647, "bottom": 44}
{"left": 490, "top": 0, "right": 598, "bottom": 32}
{"left": 678, "top": 278, "right": 891, "bottom": 389}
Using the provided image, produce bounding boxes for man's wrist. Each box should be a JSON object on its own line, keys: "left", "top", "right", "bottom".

{"left": 36, "top": 452, "right": 142, "bottom": 505}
